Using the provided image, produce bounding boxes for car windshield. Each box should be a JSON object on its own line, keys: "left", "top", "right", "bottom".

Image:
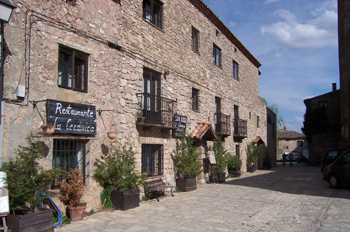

{"left": 327, "top": 151, "right": 338, "bottom": 159}
{"left": 340, "top": 151, "right": 350, "bottom": 164}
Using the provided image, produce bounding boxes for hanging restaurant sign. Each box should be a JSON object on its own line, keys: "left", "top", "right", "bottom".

{"left": 172, "top": 114, "right": 187, "bottom": 138}
{"left": 46, "top": 99, "right": 96, "bottom": 135}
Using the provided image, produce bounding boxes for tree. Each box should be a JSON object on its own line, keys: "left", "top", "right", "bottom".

{"left": 302, "top": 106, "right": 328, "bottom": 143}
{"left": 173, "top": 133, "right": 202, "bottom": 179}
{"left": 213, "top": 137, "right": 229, "bottom": 173}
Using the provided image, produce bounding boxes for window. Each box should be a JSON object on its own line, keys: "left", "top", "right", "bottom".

{"left": 192, "top": 88, "right": 199, "bottom": 111}
{"left": 297, "top": 141, "right": 303, "bottom": 147}
{"left": 58, "top": 45, "right": 88, "bottom": 92}
{"left": 236, "top": 145, "right": 240, "bottom": 157}
{"left": 52, "top": 139, "right": 87, "bottom": 188}
{"left": 319, "top": 101, "right": 328, "bottom": 108}
{"left": 233, "top": 60, "right": 238, "bottom": 79}
{"left": 257, "top": 116, "right": 260, "bottom": 128}
{"left": 249, "top": 112, "right": 251, "bottom": 119}
{"left": 143, "top": 0, "right": 163, "bottom": 29}
{"left": 192, "top": 26, "right": 199, "bottom": 52}
{"left": 213, "top": 44, "right": 221, "bottom": 67}
{"left": 61, "top": 0, "right": 76, "bottom": 5}
{"left": 142, "top": 144, "right": 163, "bottom": 176}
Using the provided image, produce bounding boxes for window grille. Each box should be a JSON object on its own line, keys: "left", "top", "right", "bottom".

{"left": 52, "top": 139, "right": 87, "bottom": 188}
{"left": 142, "top": 144, "right": 163, "bottom": 176}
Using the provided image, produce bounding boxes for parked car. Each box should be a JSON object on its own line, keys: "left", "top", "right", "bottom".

{"left": 296, "top": 154, "right": 309, "bottom": 164}
{"left": 321, "top": 148, "right": 350, "bottom": 173}
{"left": 282, "top": 152, "right": 299, "bottom": 161}
{"left": 323, "top": 149, "right": 350, "bottom": 188}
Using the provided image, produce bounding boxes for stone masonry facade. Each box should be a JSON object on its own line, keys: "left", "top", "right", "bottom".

{"left": 2, "top": 0, "right": 267, "bottom": 212}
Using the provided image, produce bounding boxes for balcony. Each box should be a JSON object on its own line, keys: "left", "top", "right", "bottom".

{"left": 215, "top": 113, "right": 231, "bottom": 136}
{"left": 136, "top": 93, "right": 177, "bottom": 129}
{"left": 233, "top": 119, "right": 247, "bottom": 139}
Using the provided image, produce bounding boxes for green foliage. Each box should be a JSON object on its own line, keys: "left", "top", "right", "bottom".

{"left": 226, "top": 173, "right": 234, "bottom": 179}
{"left": 100, "top": 187, "right": 113, "bottom": 208}
{"left": 247, "top": 142, "right": 262, "bottom": 164}
{"left": 173, "top": 133, "right": 203, "bottom": 179}
{"left": 62, "top": 215, "right": 71, "bottom": 224}
{"left": 173, "top": 186, "right": 182, "bottom": 193}
{"left": 142, "top": 195, "right": 148, "bottom": 201}
{"left": 94, "top": 142, "right": 146, "bottom": 192}
{"left": 302, "top": 104, "right": 328, "bottom": 143}
{"left": 213, "top": 137, "right": 229, "bottom": 173}
{"left": 227, "top": 155, "right": 242, "bottom": 171}
{"left": 1, "top": 137, "right": 63, "bottom": 212}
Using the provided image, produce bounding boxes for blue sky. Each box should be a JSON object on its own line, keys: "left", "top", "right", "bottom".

{"left": 202, "top": 0, "right": 339, "bottom": 133}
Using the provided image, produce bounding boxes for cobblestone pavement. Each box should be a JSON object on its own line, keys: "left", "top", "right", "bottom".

{"left": 54, "top": 163, "right": 350, "bottom": 232}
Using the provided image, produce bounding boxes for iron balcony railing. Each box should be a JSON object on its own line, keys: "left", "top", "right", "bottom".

{"left": 215, "top": 113, "right": 231, "bottom": 136}
{"left": 234, "top": 118, "right": 247, "bottom": 138}
{"left": 136, "top": 93, "right": 177, "bottom": 128}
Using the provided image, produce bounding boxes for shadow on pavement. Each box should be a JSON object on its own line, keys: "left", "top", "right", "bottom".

{"left": 223, "top": 162, "right": 350, "bottom": 200}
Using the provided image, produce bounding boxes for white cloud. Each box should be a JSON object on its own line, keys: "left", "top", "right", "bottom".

{"left": 228, "top": 21, "right": 236, "bottom": 28}
{"left": 260, "top": 5, "right": 337, "bottom": 49}
{"left": 264, "top": 0, "right": 280, "bottom": 5}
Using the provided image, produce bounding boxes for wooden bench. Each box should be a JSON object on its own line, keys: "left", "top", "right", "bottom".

{"left": 144, "top": 178, "right": 175, "bottom": 202}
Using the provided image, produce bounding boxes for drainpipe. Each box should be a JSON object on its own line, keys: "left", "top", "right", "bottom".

{"left": 0, "top": 101, "right": 4, "bottom": 168}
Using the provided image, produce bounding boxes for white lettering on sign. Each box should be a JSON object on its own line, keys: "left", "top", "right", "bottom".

{"left": 54, "top": 103, "right": 94, "bottom": 118}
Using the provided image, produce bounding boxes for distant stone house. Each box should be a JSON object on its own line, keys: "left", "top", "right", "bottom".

{"left": 278, "top": 129, "right": 308, "bottom": 161}
{"left": 1, "top": 0, "right": 267, "bottom": 211}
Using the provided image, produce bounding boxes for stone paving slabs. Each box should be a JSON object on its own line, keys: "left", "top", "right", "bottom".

{"left": 55, "top": 163, "right": 350, "bottom": 232}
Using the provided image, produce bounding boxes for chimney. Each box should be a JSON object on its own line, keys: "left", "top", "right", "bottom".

{"left": 332, "top": 83, "right": 337, "bottom": 92}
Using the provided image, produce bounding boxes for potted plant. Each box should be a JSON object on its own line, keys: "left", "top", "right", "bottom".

{"left": 212, "top": 137, "right": 229, "bottom": 183}
{"left": 227, "top": 155, "right": 242, "bottom": 177}
{"left": 173, "top": 133, "right": 202, "bottom": 192}
{"left": 2, "top": 137, "right": 63, "bottom": 232}
{"left": 59, "top": 168, "right": 86, "bottom": 221}
{"left": 247, "top": 142, "right": 262, "bottom": 172}
{"left": 94, "top": 142, "right": 146, "bottom": 210}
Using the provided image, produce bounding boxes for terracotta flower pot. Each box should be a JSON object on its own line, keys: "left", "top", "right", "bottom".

{"left": 107, "top": 132, "right": 117, "bottom": 139}
{"left": 67, "top": 205, "right": 86, "bottom": 221}
{"left": 40, "top": 125, "right": 55, "bottom": 135}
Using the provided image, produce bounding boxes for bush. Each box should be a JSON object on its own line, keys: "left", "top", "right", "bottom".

{"left": 173, "top": 133, "right": 202, "bottom": 179}
{"left": 247, "top": 142, "right": 262, "bottom": 164}
{"left": 59, "top": 168, "right": 85, "bottom": 207}
{"left": 94, "top": 142, "right": 146, "bottom": 192}
{"left": 213, "top": 137, "right": 229, "bottom": 173}
{"left": 227, "top": 155, "right": 242, "bottom": 171}
{"left": 1, "top": 137, "right": 63, "bottom": 213}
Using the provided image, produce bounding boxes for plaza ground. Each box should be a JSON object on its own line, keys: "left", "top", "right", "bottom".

{"left": 55, "top": 163, "right": 350, "bottom": 232}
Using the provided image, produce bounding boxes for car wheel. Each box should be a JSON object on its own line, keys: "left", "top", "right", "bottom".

{"left": 329, "top": 174, "right": 340, "bottom": 189}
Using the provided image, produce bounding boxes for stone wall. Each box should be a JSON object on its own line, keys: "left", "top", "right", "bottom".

{"left": 1, "top": 0, "right": 267, "bottom": 212}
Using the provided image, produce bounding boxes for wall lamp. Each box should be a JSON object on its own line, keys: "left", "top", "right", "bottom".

{"left": 164, "top": 71, "right": 170, "bottom": 79}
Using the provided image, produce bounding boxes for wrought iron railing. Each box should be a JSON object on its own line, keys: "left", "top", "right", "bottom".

{"left": 136, "top": 93, "right": 177, "bottom": 128}
{"left": 215, "top": 113, "right": 231, "bottom": 136}
{"left": 234, "top": 118, "right": 247, "bottom": 138}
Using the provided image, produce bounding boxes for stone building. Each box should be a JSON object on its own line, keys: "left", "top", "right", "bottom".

{"left": 278, "top": 129, "right": 308, "bottom": 161}
{"left": 302, "top": 84, "right": 341, "bottom": 165}
{"left": 1, "top": 0, "right": 266, "bottom": 211}
{"left": 338, "top": 0, "right": 350, "bottom": 146}
{"left": 266, "top": 107, "right": 277, "bottom": 167}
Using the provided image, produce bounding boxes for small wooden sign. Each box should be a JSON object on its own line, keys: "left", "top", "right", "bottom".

{"left": 208, "top": 151, "right": 216, "bottom": 164}
{"left": 172, "top": 114, "right": 187, "bottom": 138}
